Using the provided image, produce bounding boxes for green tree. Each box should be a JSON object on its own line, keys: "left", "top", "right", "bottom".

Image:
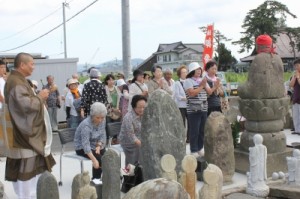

{"left": 232, "top": 0, "right": 297, "bottom": 54}
{"left": 214, "top": 43, "right": 237, "bottom": 71}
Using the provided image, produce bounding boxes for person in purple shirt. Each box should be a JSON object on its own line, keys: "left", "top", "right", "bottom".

{"left": 289, "top": 59, "right": 300, "bottom": 134}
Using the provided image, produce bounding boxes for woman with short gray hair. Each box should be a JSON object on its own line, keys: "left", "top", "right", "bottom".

{"left": 74, "top": 102, "right": 107, "bottom": 180}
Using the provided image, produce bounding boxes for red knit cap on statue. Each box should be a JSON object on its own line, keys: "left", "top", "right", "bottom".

{"left": 256, "top": 34, "right": 272, "bottom": 46}
{"left": 256, "top": 34, "right": 275, "bottom": 53}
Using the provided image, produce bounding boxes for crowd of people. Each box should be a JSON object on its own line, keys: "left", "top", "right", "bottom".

{"left": 67, "top": 61, "right": 225, "bottom": 179}
{"left": 0, "top": 52, "right": 225, "bottom": 198}
{"left": 2, "top": 35, "right": 300, "bottom": 198}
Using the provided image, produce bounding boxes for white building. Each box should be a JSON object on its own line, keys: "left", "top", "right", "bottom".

{"left": 0, "top": 53, "right": 78, "bottom": 122}
{"left": 138, "top": 41, "right": 203, "bottom": 71}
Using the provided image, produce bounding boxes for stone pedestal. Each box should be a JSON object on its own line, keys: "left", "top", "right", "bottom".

{"left": 235, "top": 97, "right": 291, "bottom": 177}
{"left": 239, "top": 131, "right": 286, "bottom": 154}
{"left": 235, "top": 148, "right": 293, "bottom": 177}
{"left": 269, "top": 183, "right": 300, "bottom": 199}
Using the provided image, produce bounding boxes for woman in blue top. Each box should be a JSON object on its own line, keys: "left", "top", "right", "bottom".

{"left": 74, "top": 102, "right": 107, "bottom": 179}
{"left": 183, "top": 62, "right": 219, "bottom": 158}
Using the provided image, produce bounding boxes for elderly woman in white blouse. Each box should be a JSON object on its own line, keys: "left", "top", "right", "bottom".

{"left": 173, "top": 65, "right": 189, "bottom": 143}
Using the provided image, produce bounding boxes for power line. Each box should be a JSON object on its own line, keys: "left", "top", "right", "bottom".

{"left": 0, "top": 8, "right": 63, "bottom": 41}
{"left": 0, "top": 0, "right": 98, "bottom": 52}
{"left": 0, "top": 0, "right": 78, "bottom": 41}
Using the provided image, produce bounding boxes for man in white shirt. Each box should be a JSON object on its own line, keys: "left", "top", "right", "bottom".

{"left": 0, "top": 60, "right": 7, "bottom": 109}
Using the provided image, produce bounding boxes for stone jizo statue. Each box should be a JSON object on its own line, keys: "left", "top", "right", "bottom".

{"left": 246, "top": 134, "right": 269, "bottom": 197}
{"left": 199, "top": 164, "right": 223, "bottom": 199}
{"left": 161, "top": 154, "right": 177, "bottom": 181}
{"left": 179, "top": 155, "right": 198, "bottom": 199}
{"left": 77, "top": 171, "right": 97, "bottom": 199}
{"left": 287, "top": 149, "right": 300, "bottom": 184}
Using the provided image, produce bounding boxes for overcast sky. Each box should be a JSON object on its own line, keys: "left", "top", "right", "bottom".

{"left": 0, "top": 0, "right": 298, "bottom": 65}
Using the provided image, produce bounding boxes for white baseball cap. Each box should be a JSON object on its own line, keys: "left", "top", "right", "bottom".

{"left": 116, "top": 79, "right": 126, "bottom": 87}
{"left": 188, "top": 62, "right": 202, "bottom": 74}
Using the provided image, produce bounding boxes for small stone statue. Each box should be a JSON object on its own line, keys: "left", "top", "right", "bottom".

{"left": 179, "top": 155, "right": 198, "bottom": 199}
{"left": 77, "top": 171, "right": 97, "bottom": 199}
{"left": 246, "top": 134, "right": 269, "bottom": 197}
{"left": 72, "top": 173, "right": 83, "bottom": 199}
{"left": 161, "top": 154, "right": 177, "bottom": 181}
{"left": 287, "top": 149, "right": 300, "bottom": 185}
{"left": 199, "top": 164, "right": 223, "bottom": 199}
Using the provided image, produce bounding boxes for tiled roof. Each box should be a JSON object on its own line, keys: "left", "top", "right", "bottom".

{"left": 156, "top": 42, "right": 203, "bottom": 53}
{"left": 241, "top": 32, "right": 300, "bottom": 62}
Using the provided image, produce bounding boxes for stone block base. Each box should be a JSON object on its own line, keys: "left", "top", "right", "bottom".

{"left": 234, "top": 148, "right": 293, "bottom": 177}
{"left": 269, "top": 183, "right": 300, "bottom": 199}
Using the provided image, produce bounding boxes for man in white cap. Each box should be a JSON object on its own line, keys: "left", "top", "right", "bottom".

{"left": 65, "top": 78, "right": 82, "bottom": 128}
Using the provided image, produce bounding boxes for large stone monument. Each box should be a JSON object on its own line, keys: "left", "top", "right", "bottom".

{"left": 204, "top": 112, "right": 235, "bottom": 183}
{"left": 236, "top": 34, "right": 292, "bottom": 176}
{"left": 199, "top": 164, "right": 223, "bottom": 199}
{"left": 246, "top": 134, "right": 269, "bottom": 197}
{"left": 123, "top": 178, "right": 190, "bottom": 199}
{"left": 141, "top": 90, "right": 186, "bottom": 180}
{"left": 37, "top": 171, "right": 59, "bottom": 199}
{"left": 102, "top": 148, "right": 121, "bottom": 199}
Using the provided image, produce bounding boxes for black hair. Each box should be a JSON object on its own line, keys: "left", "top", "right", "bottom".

{"left": 294, "top": 59, "right": 300, "bottom": 65}
{"left": 205, "top": 60, "right": 217, "bottom": 71}
{"left": 104, "top": 74, "right": 115, "bottom": 85}
{"left": 14, "top": 52, "right": 33, "bottom": 68}
{"left": 151, "top": 65, "right": 162, "bottom": 76}
{"left": 0, "top": 60, "right": 5, "bottom": 66}
{"left": 143, "top": 73, "right": 150, "bottom": 79}
{"left": 186, "top": 70, "right": 195, "bottom": 78}
{"left": 131, "top": 95, "right": 147, "bottom": 109}
{"left": 132, "top": 69, "right": 144, "bottom": 83}
{"left": 122, "top": 84, "right": 129, "bottom": 93}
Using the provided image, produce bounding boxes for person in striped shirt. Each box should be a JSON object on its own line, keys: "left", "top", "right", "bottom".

{"left": 183, "top": 62, "right": 220, "bottom": 158}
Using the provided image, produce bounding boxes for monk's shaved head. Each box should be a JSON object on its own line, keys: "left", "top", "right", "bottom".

{"left": 14, "top": 53, "right": 33, "bottom": 68}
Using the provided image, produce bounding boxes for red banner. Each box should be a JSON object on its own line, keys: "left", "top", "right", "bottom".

{"left": 202, "top": 24, "right": 214, "bottom": 70}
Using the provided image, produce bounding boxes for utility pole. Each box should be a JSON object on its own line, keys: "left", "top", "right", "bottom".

{"left": 62, "top": 2, "right": 68, "bottom": 58}
{"left": 121, "top": 0, "right": 131, "bottom": 78}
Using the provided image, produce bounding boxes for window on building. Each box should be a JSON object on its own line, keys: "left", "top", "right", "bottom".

{"left": 163, "top": 55, "right": 167, "bottom": 62}
{"left": 169, "top": 54, "right": 171, "bottom": 61}
{"left": 157, "top": 56, "right": 160, "bottom": 61}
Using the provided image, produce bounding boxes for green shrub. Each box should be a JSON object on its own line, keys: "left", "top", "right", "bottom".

{"left": 231, "top": 121, "right": 241, "bottom": 148}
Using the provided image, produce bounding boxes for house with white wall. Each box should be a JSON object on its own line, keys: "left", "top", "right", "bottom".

{"left": 138, "top": 41, "right": 203, "bottom": 71}
{"left": 0, "top": 53, "right": 78, "bottom": 123}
